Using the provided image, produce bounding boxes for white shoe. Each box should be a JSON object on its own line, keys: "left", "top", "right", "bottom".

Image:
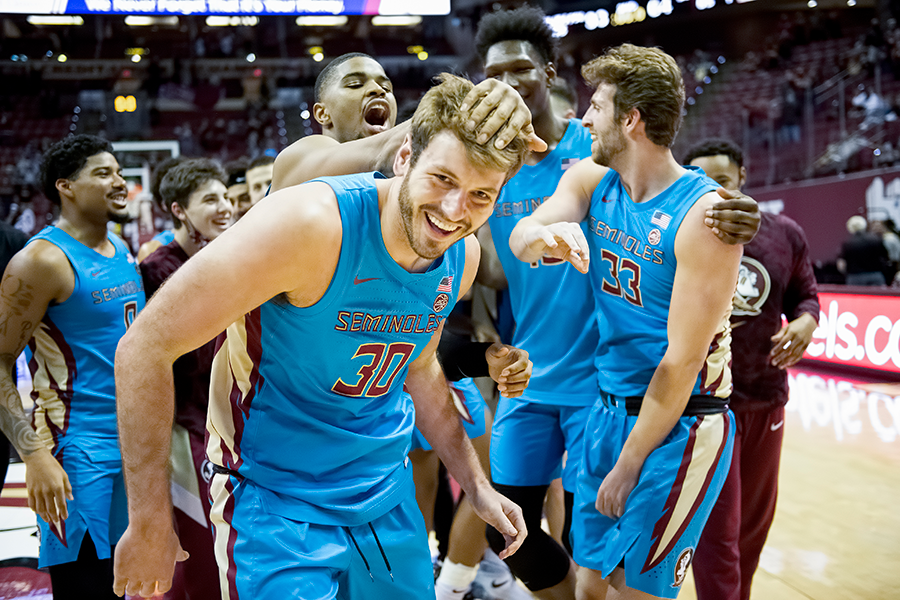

{"left": 470, "top": 551, "right": 534, "bottom": 600}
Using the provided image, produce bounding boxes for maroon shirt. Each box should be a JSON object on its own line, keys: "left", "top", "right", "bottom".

{"left": 141, "top": 241, "right": 214, "bottom": 438}
{"left": 730, "top": 212, "right": 819, "bottom": 412}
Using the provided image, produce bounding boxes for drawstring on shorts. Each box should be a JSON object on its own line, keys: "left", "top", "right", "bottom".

{"left": 345, "top": 523, "right": 394, "bottom": 583}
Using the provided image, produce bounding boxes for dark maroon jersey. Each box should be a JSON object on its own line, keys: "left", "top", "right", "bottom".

{"left": 141, "top": 241, "right": 214, "bottom": 438}
{"left": 730, "top": 212, "right": 819, "bottom": 411}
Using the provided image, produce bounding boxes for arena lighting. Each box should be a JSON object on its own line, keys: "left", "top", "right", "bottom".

{"left": 131, "top": 54, "right": 142, "bottom": 63}
{"left": 206, "top": 16, "right": 258, "bottom": 27}
{"left": 371, "top": 16, "right": 422, "bottom": 26}
{"left": 114, "top": 95, "right": 137, "bottom": 113}
{"left": 246, "top": 53, "right": 257, "bottom": 62}
{"left": 57, "top": 54, "right": 68, "bottom": 62}
{"left": 296, "top": 16, "right": 348, "bottom": 26}
{"left": 847, "top": 0, "right": 856, "bottom": 5}
{"left": 26, "top": 15, "right": 84, "bottom": 25}
{"left": 417, "top": 51, "right": 428, "bottom": 60}
{"left": 808, "top": 0, "right": 817, "bottom": 6}
{"left": 125, "top": 16, "right": 179, "bottom": 26}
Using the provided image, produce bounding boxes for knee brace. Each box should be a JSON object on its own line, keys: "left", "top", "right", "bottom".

{"left": 485, "top": 484, "right": 572, "bottom": 591}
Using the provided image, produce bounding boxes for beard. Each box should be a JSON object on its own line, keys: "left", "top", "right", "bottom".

{"left": 592, "top": 122, "right": 627, "bottom": 167}
{"left": 398, "top": 177, "right": 467, "bottom": 261}
{"left": 107, "top": 209, "right": 132, "bottom": 224}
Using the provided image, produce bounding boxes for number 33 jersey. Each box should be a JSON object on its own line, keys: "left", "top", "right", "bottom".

{"left": 586, "top": 166, "right": 731, "bottom": 399}
{"left": 207, "top": 172, "right": 466, "bottom": 527}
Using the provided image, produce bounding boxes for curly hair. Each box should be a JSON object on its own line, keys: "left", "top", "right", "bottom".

{"left": 40, "top": 135, "right": 113, "bottom": 205}
{"left": 683, "top": 138, "right": 744, "bottom": 169}
{"left": 475, "top": 5, "right": 558, "bottom": 65}
{"left": 582, "top": 44, "right": 685, "bottom": 148}
{"left": 159, "top": 158, "right": 227, "bottom": 229}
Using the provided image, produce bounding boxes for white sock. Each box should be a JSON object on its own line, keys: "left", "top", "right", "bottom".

{"left": 436, "top": 559, "right": 479, "bottom": 590}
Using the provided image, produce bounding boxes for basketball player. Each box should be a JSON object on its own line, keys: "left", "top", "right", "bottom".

{"left": 275, "top": 53, "right": 536, "bottom": 598}
{"left": 0, "top": 135, "right": 145, "bottom": 599}
{"left": 475, "top": 9, "right": 757, "bottom": 600}
{"left": 112, "top": 74, "right": 530, "bottom": 600}
{"left": 141, "top": 157, "right": 233, "bottom": 600}
{"left": 510, "top": 44, "right": 741, "bottom": 600}
{"left": 685, "top": 138, "right": 819, "bottom": 600}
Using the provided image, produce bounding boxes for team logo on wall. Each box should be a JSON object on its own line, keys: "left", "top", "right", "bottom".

{"left": 672, "top": 547, "right": 694, "bottom": 588}
{"left": 648, "top": 228, "right": 662, "bottom": 245}
{"left": 434, "top": 293, "right": 450, "bottom": 312}
{"left": 733, "top": 256, "right": 771, "bottom": 317}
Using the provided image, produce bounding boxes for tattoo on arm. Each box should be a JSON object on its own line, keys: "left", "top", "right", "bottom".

{"left": 0, "top": 275, "right": 46, "bottom": 456}
{"left": 0, "top": 354, "right": 45, "bottom": 456}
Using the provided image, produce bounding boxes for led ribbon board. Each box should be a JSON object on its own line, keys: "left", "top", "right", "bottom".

{"left": 0, "top": 0, "right": 449, "bottom": 15}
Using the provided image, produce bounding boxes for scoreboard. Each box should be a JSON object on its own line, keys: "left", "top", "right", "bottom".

{"left": 0, "top": 0, "right": 449, "bottom": 15}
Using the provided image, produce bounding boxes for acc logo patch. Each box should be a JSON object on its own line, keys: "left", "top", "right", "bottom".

{"left": 433, "top": 293, "right": 450, "bottom": 312}
{"left": 672, "top": 547, "right": 694, "bottom": 588}
{"left": 648, "top": 228, "right": 662, "bottom": 246}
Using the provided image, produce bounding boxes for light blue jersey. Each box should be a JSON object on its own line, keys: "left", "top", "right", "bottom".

{"left": 27, "top": 226, "right": 145, "bottom": 453}
{"left": 585, "top": 166, "right": 732, "bottom": 399}
{"left": 488, "top": 119, "right": 596, "bottom": 406}
{"left": 150, "top": 229, "right": 174, "bottom": 246}
{"left": 207, "top": 172, "right": 467, "bottom": 527}
{"left": 25, "top": 226, "right": 143, "bottom": 567}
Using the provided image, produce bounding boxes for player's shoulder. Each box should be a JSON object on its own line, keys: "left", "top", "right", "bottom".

{"left": 565, "top": 158, "right": 610, "bottom": 190}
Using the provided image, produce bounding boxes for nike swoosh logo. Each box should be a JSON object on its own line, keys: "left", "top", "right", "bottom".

{"left": 353, "top": 276, "right": 379, "bottom": 285}
{"left": 492, "top": 579, "right": 511, "bottom": 588}
{"left": 601, "top": 196, "right": 613, "bottom": 203}
{"left": 770, "top": 420, "right": 784, "bottom": 431}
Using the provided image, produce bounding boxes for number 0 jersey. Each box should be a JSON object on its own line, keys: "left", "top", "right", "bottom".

{"left": 488, "top": 119, "right": 597, "bottom": 405}
{"left": 586, "top": 167, "right": 732, "bottom": 399}
{"left": 26, "top": 226, "right": 145, "bottom": 454}
{"left": 207, "top": 172, "right": 466, "bottom": 527}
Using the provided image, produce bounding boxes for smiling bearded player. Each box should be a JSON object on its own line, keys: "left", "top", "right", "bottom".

{"left": 112, "top": 74, "right": 532, "bottom": 600}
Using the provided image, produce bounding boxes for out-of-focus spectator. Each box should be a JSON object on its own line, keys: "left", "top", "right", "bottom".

{"left": 838, "top": 215, "right": 889, "bottom": 285}
{"left": 870, "top": 218, "right": 900, "bottom": 282}
{"left": 224, "top": 158, "right": 250, "bottom": 218}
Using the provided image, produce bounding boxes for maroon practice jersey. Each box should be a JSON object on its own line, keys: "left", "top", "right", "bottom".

{"left": 730, "top": 212, "right": 819, "bottom": 411}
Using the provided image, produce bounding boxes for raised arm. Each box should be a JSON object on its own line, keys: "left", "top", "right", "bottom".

{"left": 272, "top": 78, "right": 546, "bottom": 192}
{"left": 509, "top": 158, "right": 606, "bottom": 272}
{"left": 0, "top": 243, "right": 74, "bottom": 526}
{"left": 272, "top": 122, "right": 411, "bottom": 190}
{"left": 113, "top": 184, "right": 342, "bottom": 598}
{"left": 594, "top": 192, "right": 742, "bottom": 519}
{"left": 405, "top": 235, "right": 526, "bottom": 558}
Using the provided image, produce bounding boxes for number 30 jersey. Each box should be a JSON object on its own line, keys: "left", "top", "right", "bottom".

{"left": 586, "top": 166, "right": 732, "bottom": 399}
{"left": 207, "top": 172, "right": 466, "bottom": 527}
{"left": 26, "top": 226, "right": 144, "bottom": 454}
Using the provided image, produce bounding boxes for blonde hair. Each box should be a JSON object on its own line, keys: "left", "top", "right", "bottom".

{"left": 410, "top": 73, "right": 528, "bottom": 180}
{"left": 582, "top": 44, "right": 685, "bottom": 147}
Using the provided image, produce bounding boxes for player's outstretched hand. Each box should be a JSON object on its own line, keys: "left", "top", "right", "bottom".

{"left": 770, "top": 312, "right": 818, "bottom": 369}
{"left": 469, "top": 484, "right": 527, "bottom": 559}
{"left": 594, "top": 458, "right": 641, "bottom": 520}
{"left": 523, "top": 222, "right": 590, "bottom": 273}
{"left": 706, "top": 189, "right": 761, "bottom": 245}
{"left": 486, "top": 343, "right": 532, "bottom": 398}
{"left": 460, "top": 78, "right": 547, "bottom": 152}
{"left": 25, "top": 448, "right": 73, "bottom": 526}
{"left": 113, "top": 524, "right": 189, "bottom": 598}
